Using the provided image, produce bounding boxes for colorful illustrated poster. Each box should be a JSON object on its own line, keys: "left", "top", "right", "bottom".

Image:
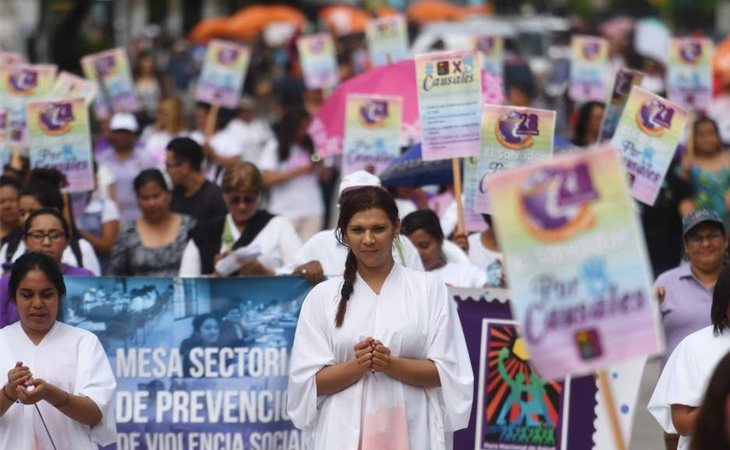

{"left": 194, "top": 39, "right": 251, "bottom": 109}
{"left": 475, "top": 105, "right": 555, "bottom": 214}
{"left": 297, "top": 33, "right": 339, "bottom": 90}
{"left": 569, "top": 36, "right": 609, "bottom": 103}
{"left": 667, "top": 37, "right": 713, "bottom": 112}
{"left": 609, "top": 85, "right": 687, "bottom": 205}
{"left": 415, "top": 50, "right": 483, "bottom": 161}
{"left": 0, "top": 64, "right": 58, "bottom": 148}
{"left": 81, "top": 48, "right": 139, "bottom": 118}
{"left": 474, "top": 35, "right": 504, "bottom": 79}
{"left": 598, "top": 68, "right": 645, "bottom": 143}
{"left": 27, "top": 97, "right": 94, "bottom": 193}
{"left": 343, "top": 94, "right": 403, "bottom": 175}
{"left": 365, "top": 15, "right": 409, "bottom": 68}
{"left": 464, "top": 157, "right": 489, "bottom": 233}
{"left": 0, "top": 109, "right": 8, "bottom": 166}
{"left": 52, "top": 71, "right": 98, "bottom": 106}
{"left": 0, "top": 52, "right": 24, "bottom": 67}
{"left": 474, "top": 319, "right": 567, "bottom": 449}
{"left": 487, "top": 147, "right": 663, "bottom": 380}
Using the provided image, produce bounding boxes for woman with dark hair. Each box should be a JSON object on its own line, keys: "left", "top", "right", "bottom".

{"left": 108, "top": 169, "right": 195, "bottom": 276}
{"left": 680, "top": 116, "right": 730, "bottom": 228}
{"left": 0, "top": 208, "right": 94, "bottom": 327}
{"left": 649, "top": 265, "right": 730, "bottom": 450}
{"left": 691, "top": 351, "right": 730, "bottom": 450}
{"left": 263, "top": 107, "right": 325, "bottom": 242}
{"left": 287, "top": 186, "right": 473, "bottom": 449}
{"left": 0, "top": 252, "right": 116, "bottom": 448}
{"left": 571, "top": 101, "right": 605, "bottom": 147}
{"left": 401, "top": 209, "right": 486, "bottom": 288}
{"left": 180, "top": 313, "right": 223, "bottom": 377}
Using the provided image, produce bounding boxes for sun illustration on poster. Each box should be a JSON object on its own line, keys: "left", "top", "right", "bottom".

{"left": 484, "top": 325, "right": 563, "bottom": 446}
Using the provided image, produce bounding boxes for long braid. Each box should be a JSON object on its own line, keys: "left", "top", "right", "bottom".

{"left": 335, "top": 250, "right": 357, "bottom": 327}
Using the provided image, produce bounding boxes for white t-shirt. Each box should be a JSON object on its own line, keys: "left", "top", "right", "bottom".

{"left": 277, "top": 229, "right": 425, "bottom": 276}
{"left": 467, "top": 233, "right": 503, "bottom": 267}
{"left": 648, "top": 325, "right": 730, "bottom": 450}
{"left": 0, "top": 239, "right": 101, "bottom": 276}
{"left": 267, "top": 145, "right": 324, "bottom": 221}
{"left": 179, "top": 214, "right": 302, "bottom": 276}
{"left": 224, "top": 118, "right": 279, "bottom": 171}
{"left": 442, "top": 239, "right": 471, "bottom": 264}
{"left": 430, "top": 261, "right": 486, "bottom": 288}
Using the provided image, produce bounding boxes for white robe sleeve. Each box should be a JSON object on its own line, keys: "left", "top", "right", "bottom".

{"left": 647, "top": 333, "right": 703, "bottom": 433}
{"left": 287, "top": 284, "right": 337, "bottom": 430}
{"left": 179, "top": 240, "right": 202, "bottom": 277}
{"left": 74, "top": 332, "right": 117, "bottom": 445}
{"left": 424, "top": 277, "right": 474, "bottom": 431}
{"left": 275, "top": 217, "right": 303, "bottom": 268}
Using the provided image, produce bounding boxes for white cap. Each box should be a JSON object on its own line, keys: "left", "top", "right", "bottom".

{"left": 338, "top": 170, "right": 381, "bottom": 197}
{"left": 109, "top": 113, "right": 139, "bottom": 132}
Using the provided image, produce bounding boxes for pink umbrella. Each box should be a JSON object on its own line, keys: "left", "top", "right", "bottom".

{"left": 309, "top": 59, "right": 504, "bottom": 157}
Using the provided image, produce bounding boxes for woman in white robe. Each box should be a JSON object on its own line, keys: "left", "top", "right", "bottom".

{"left": 0, "top": 252, "right": 116, "bottom": 449}
{"left": 287, "top": 186, "right": 473, "bottom": 450}
{"left": 648, "top": 265, "right": 730, "bottom": 450}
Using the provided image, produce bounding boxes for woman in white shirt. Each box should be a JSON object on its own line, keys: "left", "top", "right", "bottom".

{"left": 263, "top": 107, "right": 325, "bottom": 242}
{"left": 179, "top": 161, "right": 301, "bottom": 276}
{"left": 401, "top": 209, "right": 486, "bottom": 288}
{"left": 139, "top": 96, "right": 188, "bottom": 168}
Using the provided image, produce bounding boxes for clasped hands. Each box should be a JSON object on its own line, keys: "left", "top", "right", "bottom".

{"left": 354, "top": 337, "right": 392, "bottom": 374}
{"left": 5, "top": 361, "right": 67, "bottom": 406}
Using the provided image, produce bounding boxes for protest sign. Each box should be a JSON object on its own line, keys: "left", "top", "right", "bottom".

{"left": 463, "top": 157, "right": 489, "bottom": 233}
{"left": 0, "top": 64, "right": 58, "bottom": 148}
{"left": 569, "top": 36, "right": 609, "bottom": 103}
{"left": 81, "top": 48, "right": 139, "bottom": 119}
{"left": 415, "top": 50, "right": 483, "bottom": 161}
{"left": 487, "top": 147, "right": 663, "bottom": 380}
{"left": 666, "top": 37, "right": 713, "bottom": 112}
{"left": 365, "top": 15, "right": 409, "bottom": 68}
{"left": 52, "top": 71, "right": 98, "bottom": 106}
{"left": 475, "top": 105, "right": 555, "bottom": 214}
{"left": 474, "top": 35, "right": 504, "bottom": 79}
{"left": 343, "top": 94, "right": 402, "bottom": 175}
{"left": 194, "top": 40, "right": 251, "bottom": 109}
{"left": 297, "top": 33, "right": 339, "bottom": 90}
{"left": 27, "top": 97, "right": 94, "bottom": 192}
{"left": 0, "top": 52, "right": 24, "bottom": 66}
{"left": 609, "top": 85, "right": 687, "bottom": 205}
{"left": 598, "top": 69, "right": 645, "bottom": 143}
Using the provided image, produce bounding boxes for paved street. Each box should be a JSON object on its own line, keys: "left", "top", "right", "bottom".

{"left": 630, "top": 357, "right": 664, "bottom": 450}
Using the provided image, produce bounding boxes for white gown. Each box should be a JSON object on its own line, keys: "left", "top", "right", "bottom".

{"left": 0, "top": 322, "right": 117, "bottom": 449}
{"left": 647, "top": 325, "right": 730, "bottom": 450}
{"left": 287, "top": 264, "right": 473, "bottom": 450}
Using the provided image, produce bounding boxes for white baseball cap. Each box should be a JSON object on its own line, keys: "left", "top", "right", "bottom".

{"left": 109, "top": 113, "right": 139, "bottom": 132}
{"left": 338, "top": 170, "right": 381, "bottom": 197}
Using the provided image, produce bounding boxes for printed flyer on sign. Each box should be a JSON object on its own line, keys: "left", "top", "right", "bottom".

{"left": 487, "top": 147, "right": 663, "bottom": 380}
{"left": 0, "top": 109, "right": 8, "bottom": 166}
{"left": 475, "top": 105, "right": 555, "bottom": 214}
{"left": 474, "top": 35, "right": 504, "bottom": 79}
{"left": 666, "top": 37, "right": 713, "bottom": 112}
{"left": 609, "top": 85, "right": 687, "bottom": 205}
{"left": 415, "top": 50, "right": 483, "bottom": 161}
{"left": 52, "top": 71, "right": 98, "bottom": 106}
{"left": 474, "top": 319, "right": 568, "bottom": 450}
{"left": 569, "top": 36, "right": 609, "bottom": 103}
{"left": 195, "top": 39, "right": 251, "bottom": 109}
{"left": 343, "top": 94, "right": 402, "bottom": 175}
{"left": 463, "top": 157, "right": 489, "bottom": 233}
{"left": 0, "top": 52, "right": 24, "bottom": 66}
{"left": 297, "top": 33, "right": 339, "bottom": 90}
{"left": 27, "top": 97, "right": 94, "bottom": 192}
{"left": 598, "top": 68, "right": 645, "bottom": 143}
{"left": 81, "top": 48, "right": 139, "bottom": 118}
{"left": 365, "top": 15, "right": 409, "bottom": 68}
{"left": 0, "top": 64, "right": 58, "bottom": 148}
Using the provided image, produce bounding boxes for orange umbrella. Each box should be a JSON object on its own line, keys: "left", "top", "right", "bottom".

{"left": 407, "top": 0, "right": 467, "bottom": 24}
{"left": 715, "top": 37, "right": 730, "bottom": 79}
{"left": 375, "top": 6, "right": 401, "bottom": 18}
{"left": 224, "top": 5, "right": 307, "bottom": 41}
{"left": 319, "top": 5, "right": 370, "bottom": 36}
{"left": 267, "top": 5, "right": 307, "bottom": 27}
{"left": 188, "top": 17, "right": 229, "bottom": 44}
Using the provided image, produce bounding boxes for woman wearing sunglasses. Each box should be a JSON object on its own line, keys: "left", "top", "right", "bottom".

{"left": 180, "top": 161, "right": 301, "bottom": 276}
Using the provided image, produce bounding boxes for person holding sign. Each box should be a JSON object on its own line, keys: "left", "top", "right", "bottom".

{"left": 649, "top": 265, "right": 730, "bottom": 450}
{"left": 0, "top": 251, "right": 116, "bottom": 449}
{"left": 287, "top": 186, "right": 473, "bottom": 449}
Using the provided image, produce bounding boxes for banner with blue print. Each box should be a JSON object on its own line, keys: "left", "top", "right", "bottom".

{"left": 62, "top": 276, "right": 312, "bottom": 450}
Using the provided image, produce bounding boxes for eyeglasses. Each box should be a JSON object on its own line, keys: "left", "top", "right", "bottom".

{"left": 686, "top": 230, "right": 725, "bottom": 245}
{"left": 226, "top": 194, "right": 258, "bottom": 205}
{"left": 25, "top": 230, "right": 66, "bottom": 242}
